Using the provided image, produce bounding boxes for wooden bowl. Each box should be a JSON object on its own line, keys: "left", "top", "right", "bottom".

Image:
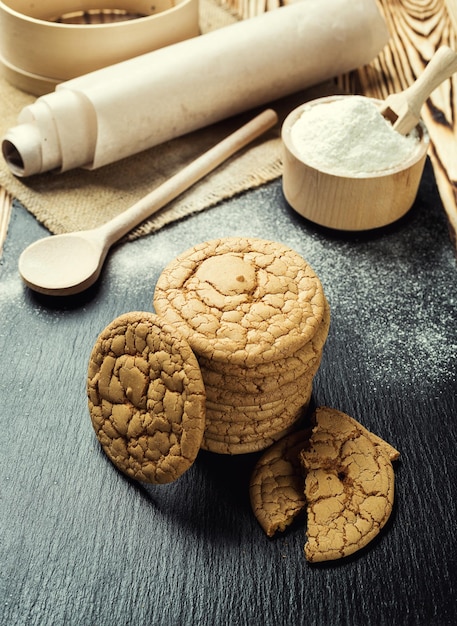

{"left": 281, "top": 96, "right": 430, "bottom": 231}
{"left": 0, "top": 0, "right": 199, "bottom": 95}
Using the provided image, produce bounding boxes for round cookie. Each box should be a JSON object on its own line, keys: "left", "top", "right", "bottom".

{"left": 204, "top": 380, "right": 313, "bottom": 432}
{"left": 203, "top": 385, "right": 312, "bottom": 447}
{"left": 203, "top": 366, "right": 317, "bottom": 408}
{"left": 87, "top": 312, "right": 206, "bottom": 484}
{"left": 202, "top": 421, "right": 299, "bottom": 455}
{"left": 203, "top": 405, "right": 302, "bottom": 442}
{"left": 200, "top": 336, "right": 324, "bottom": 394}
{"left": 153, "top": 237, "right": 327, "bottom": 366}
{"left": 205, "top": 397, "right": 292, "bottom": 423}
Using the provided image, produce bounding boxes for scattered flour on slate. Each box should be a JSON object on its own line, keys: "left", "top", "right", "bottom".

{"left": 0, "top": 272, "right": 23, "bottom": 305}
{"left": 282, "top": 226, "right": 456, "bottom": 392}
{"left": 3, "top": 181, "right": 453, "bottom": 395}
{"left": 104, "top": 191, "right": 456, "bottom": 395}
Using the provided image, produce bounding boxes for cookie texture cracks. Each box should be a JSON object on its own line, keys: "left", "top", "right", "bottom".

{"left": 250, "top": 407, "right": 399, "bottom": 562}
{"left": 249, "top": 429, "right": 312, "bottom": 537}
{"left": 301, "top": 407, "right": 398, "bottom": 562}
{"left": 153, "top": 237, "right": 327, "bottom": 366}
{"left": 153, "top": 238, "right": 330, "bottom": 454}
{"left": 87, "top": 312, "right": 206, "bottom": 484}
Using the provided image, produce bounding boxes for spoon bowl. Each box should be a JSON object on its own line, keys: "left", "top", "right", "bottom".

{"left": 19, "top": 231, "right": 107, "bottom": 295}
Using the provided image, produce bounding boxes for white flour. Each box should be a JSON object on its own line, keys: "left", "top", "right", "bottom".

{"left": 290, "top": 96, "right": 422, "bottom": 176}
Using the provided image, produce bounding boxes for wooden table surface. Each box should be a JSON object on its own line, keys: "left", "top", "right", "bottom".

{"left": 1, "top": 158, "right": 456, "bottom": 625}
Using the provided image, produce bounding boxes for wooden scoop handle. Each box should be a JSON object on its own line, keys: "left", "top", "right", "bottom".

{"left": 404, "top": 46, "right": 457, "bottom": 110}
{"left": 391, "top": 46, "right": 457, "bottom": 133}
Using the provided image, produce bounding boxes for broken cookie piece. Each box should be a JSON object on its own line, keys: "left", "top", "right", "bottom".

{"left": 250, "top": 429, "right": 312, "bottom": 536}
{"left": 250, "top": 406, "right": 399, "bottom": 562}
{"left": 87, "top": 312, "right": 206, "bottom": 484}
{"left": 302, "top": 407, "right": 397, "bottom": 562}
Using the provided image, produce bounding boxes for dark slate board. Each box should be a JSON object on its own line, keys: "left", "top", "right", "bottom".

{"left": 1, "top": 158, "right": 456, "bottom": 626}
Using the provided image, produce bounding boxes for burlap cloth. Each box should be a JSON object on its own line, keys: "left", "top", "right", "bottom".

{"left": 0, "top": 0, "right": 336, "bottom": 239}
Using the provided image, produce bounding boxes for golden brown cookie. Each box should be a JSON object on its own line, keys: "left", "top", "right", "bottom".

{"left": 196, "top": 297, "right": 330, "bottom": 386}
{"left": 203, "top": 365, "right": 317, "bottom": 409}
{"left": 153, "top": 237, "right": 327, "bottom": 367}
{"left": 249, "top": 407, "right": 399, "bottom": 561}
{"left": 203, "top": 399, "right": 306, "bottom": 443}
{"left": 87, "top": 312, "right": 206, "bottom": 484}
{"left": 201, "top": 421, "right": 299, "bottom": 455}
{"left": 249, "top": 429, "right": 312, "bottom": 536}
{"left": 301, "top": 407, "right": 397, "bottom": 562}
{"left": 153, "top": 238, "right": 330, "bottom": 455}
{"left": 204, "top": 398, "right": 293, "bottom": 427}
{"left": 306, "top": 407, "right": 400, "bottom": 462}
{"left": 199, "top": 351, "right": 322, "bottom": 398}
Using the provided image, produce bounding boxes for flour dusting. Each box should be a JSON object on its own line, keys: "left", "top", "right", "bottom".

{"left": 103, "top": 188, "right": 456, "bottom": 395}
{"left": 292, "top": 230, "right": 456, "bottom": 391}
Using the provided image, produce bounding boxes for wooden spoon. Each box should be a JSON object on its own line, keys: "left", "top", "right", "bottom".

{"left": 18, "top": 109, "right": 278, "bottom": 296}
{"left": 380, "top": 45, "right": 457, "bottom": 135}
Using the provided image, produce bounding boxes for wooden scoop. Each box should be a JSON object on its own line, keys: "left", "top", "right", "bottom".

{"left": 380, "top": 45, "right": 457, "bottom": 135}
{"left": 18, "top": 109, "right": 278, "bottom": 296}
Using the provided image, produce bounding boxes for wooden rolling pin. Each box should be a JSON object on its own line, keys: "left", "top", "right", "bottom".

{"left": 1, "top": 0, "right": 388, "bottom": 176}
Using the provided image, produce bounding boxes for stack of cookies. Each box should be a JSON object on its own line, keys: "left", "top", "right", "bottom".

{"left": 153, "top": 237, "right": 330, "bottom": 454}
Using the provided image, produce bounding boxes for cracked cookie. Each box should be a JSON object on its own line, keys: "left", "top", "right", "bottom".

{"left": 153, "top": 237, "right": 327, "bottom": 366}
{"left": 87, "top": 312, "right": 206, "bottom": 484}
{"left": 198, "top": 300, "right": 329, "bottom": 392}
{"left": 250, "top": 407, "right": 399, "bottom": 561}
{"left": 249, "top": 429, "right": 312, "bottom": 536}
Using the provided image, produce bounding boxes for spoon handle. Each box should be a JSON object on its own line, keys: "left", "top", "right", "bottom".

{"left": 97, "top": 109, "right": 278, "bottom": 245}
{"left": 391, "top": 46, "right": 457, "bottom": 133}
{"left": 403, "top": 46, "right": 457, "bottom": 106}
